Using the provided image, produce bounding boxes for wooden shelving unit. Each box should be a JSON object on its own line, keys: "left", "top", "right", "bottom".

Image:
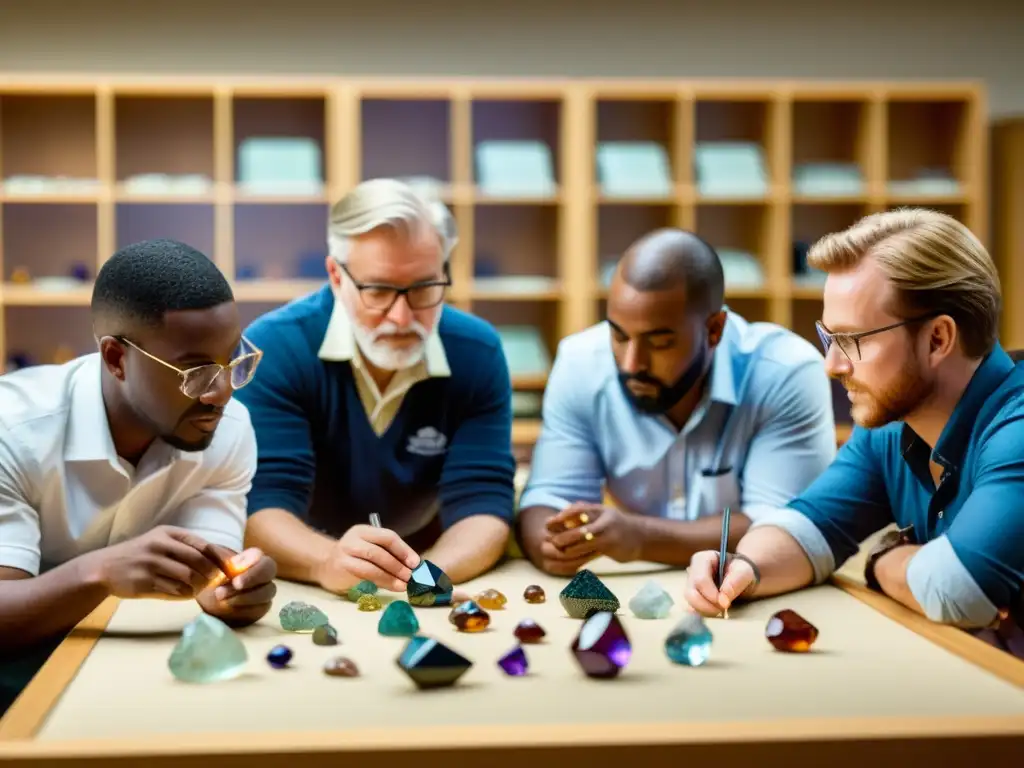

{"left": 0, "top": 76, "right": 988, "bottom": 443}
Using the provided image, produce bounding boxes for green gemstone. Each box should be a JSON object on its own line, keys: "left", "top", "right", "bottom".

{"left": 279, "top": 600, "right": 330, "bottom": 632}
{"left": 312, "top": 623, "right": 339, "bottom": 646}
{"left": 559, "top": 569, "right": 621, "bottom": 619}
{"left": 378, "top": 600, "right": 420, "bottom": 637}
{"left": 168, "top": 614, "right": 248, "bottom": 683}
{"left": 346, "top": 580, "right": 378, "bottom": 602}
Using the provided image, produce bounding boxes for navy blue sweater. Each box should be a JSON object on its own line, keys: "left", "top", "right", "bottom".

{"left": 235, "top": 286, "right": 516, "bottom": 548}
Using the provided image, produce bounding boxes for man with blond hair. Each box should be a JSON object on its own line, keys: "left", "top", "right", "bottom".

{"left": 234, "top": 179, "right": 515, "bottom": 594}
{"left": 684, "top": 208, "right": 1024, "bottom": 656}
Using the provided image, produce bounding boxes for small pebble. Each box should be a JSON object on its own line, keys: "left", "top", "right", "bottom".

{"left": 323, "top": 656, "right": 359, "bottom": 677}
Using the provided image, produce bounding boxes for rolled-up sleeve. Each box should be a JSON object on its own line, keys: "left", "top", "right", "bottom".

{"left": 0, "top": 434, "right": 42, "bottom": 576}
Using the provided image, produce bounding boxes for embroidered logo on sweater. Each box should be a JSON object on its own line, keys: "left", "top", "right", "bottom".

{"left": 407, "top": 426, "right": 447, "bottom": 456}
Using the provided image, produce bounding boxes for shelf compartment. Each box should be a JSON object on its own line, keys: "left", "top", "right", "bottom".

{"left": 695, "top": 203, "right": 771, "bottom": 295}
{"left": 470, "top": 298, "right": 558, "bottom": 394}
{"left": 792, "top": 99, "right": 872, "bottom": 199}
{"left": 360, "top": 99, "right": 451, "bottom": 188}
{"left": 472, "top": 204, "right": 560, "bottom": 297}
{"left": 233, "top": 203, "right": 329, "bottom": 281}
{"left": 4, "top": 306, "right": 95, "bottom": 371}
{"left": 695, "top": 98, "right": 773, "bottom": 199}
{"left": 886, "top": 99, "right": 970, "bottom": 195}
{"left": 595, "top": 98, "right": 679, "bottom": 200}
{"left": 3, "top": 203, "right": 98, "bottom": 282}
{"left": 596, "top": 204, "right": 675, "bottom": 292}
{"left": 471, "top": 98, "right": 561, "bottom": 199}
{"left": 790, "top": 203, "right": 872, "bottom": 294}
{"left": 115, "top": 204, "right": 215, "bottom": 261}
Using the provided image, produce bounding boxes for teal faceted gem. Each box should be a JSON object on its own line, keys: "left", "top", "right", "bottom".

{"left": 278, "top": 600, "right": 329, "bottom": 632}
{"left": 664, "top": 613, "right": 713, "bottom": 666}
{"left": 168, "top": 614, "right": 247, "bottom": 683}
{"left": 628, "top": 579, "right": 675, "bottom": 619}
{"left": 346, "top": 580, "right": 378, "bottom": 602}
{"left": 378, "top": 600, "right": 420, "bottom": 637}
{"left": 396, "top": 636, "right": 472, "bottom": 689}
{"left": 407, "top": 559, "right": 453, "bottom": 607}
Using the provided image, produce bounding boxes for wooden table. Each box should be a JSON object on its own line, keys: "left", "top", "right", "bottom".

{"left": 0, "top": 557, "right": 1022, "bottom": 767}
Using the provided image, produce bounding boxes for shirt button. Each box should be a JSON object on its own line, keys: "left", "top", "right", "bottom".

{"left": 938, "top": 510, "right": 944, "bottom": 519}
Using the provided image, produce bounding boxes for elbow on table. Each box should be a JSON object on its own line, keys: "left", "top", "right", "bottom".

{"left": 914, "top": 583, "right": 1000, "bottom": 629}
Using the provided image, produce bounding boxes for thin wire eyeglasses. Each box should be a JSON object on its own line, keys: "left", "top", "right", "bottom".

{"left": 339, "top": 262, "right": 451, "bottom": 314}
{"left": 815, "top": 313, "right": 939, "bottom": 362}
{"left": 117, "top": 335, "right": 263, "bottom": 399}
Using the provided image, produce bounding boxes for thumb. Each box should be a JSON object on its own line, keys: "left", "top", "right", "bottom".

{"left": 717, "top": 563, "right": 754, "bottom": 609}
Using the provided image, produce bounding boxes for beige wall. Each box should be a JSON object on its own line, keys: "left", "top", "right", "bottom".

{"left": 0, "top": 0, "right": 1021, "bottom": 117}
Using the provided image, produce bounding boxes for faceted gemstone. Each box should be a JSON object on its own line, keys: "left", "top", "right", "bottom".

{"left": 378, "top": 600, "right": 420, "bottom": 637}
{"left": 765, "top": 609, "right": 819, "bottom": 652}
{"left": 523, "top": 585, "right": 546, "bottom": 604}
{"left": 571, "top": 611, "right": 632, "bottom": 678}
{"left": 278, "top": 600, "right": 330, "bottom": 632}
{"left": 396, "top": 636, "right": 472, "bottom": 689}
{"left": 474, "top": 588, "right": 507, "bottom": 610}
{"left": 312, "top": 624, "right": 339, "bottom": 646}
{"left": 497, "top": 646, "right": 529, "bottom": 676}
{"left": 323, "top": 656, "right": 359, "bottom": 677}
{"left": 167, "top": 614, "right": 248, "bottom": 683}
{"left": 665, "top": 613, "right": 713, "bottom": 666}
{"left": 513, "top": 618, "right": 546, "bottom": 644}
{"left": 266, "top": 644, "right": 293, "bottom": 669}
{"left": 448, "top": 600, "right": 490, "bottom": 632}
{"left": 407, "top": 559, "right": 454, "bottom": 607}
{"left": 357, "top": 594, "right": 383, "bottom": 612}
{"left": 628, "top": 580, "right": 675, "bottom": 619}
{"left": 346, "top": 580, "right": 378, "bottom": 602}
{"left": 559, "top": 569, "right": 620, "bottom": 619}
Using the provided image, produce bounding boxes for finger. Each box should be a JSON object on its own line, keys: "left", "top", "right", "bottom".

{"left": 539, "top": 540, "right": 592, "bottom": 563}
{"left": 687, "top": 552, "right": 723, "bottom": 609}
{"left": 153, "top": 537, "right": 225, "bottom": 584}
{"left": 337, "top": 556, "right": 406, "bottom": 592}
{"left": 559, "top": 539, "right": 600, "bottom": 560}
{"left": 343, "top": 540, "right": 413, "bottom": 583}
{"left": 151, "top": 575, "right": 194, "bottom": 599}
{"left": 360, "top": 528, "right": 420, "bottom": 570}
{"left": 150, "top": 555, "right": 212, "bottom": 593}
{"left": 161, "top": 528, "right": 231, "bottom": 575}
{"left": 718, "top": 562, "right": 755, "bottom": 609}
{"left": 229, "top": 552, "right": 276, "bottom": 591}
{"left": 682, "top": 585, "right": 722, "bottom": 616}
{"left": 216, "top": 581, "right": 278, "bottom": 607}
{"left": 549, "top": 511, "right": 609, "bottom": 550}
{"left": 542, "top": 558, "right": 583, "bottom": 576}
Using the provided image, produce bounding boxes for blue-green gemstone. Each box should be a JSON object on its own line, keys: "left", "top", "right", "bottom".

{"left": 407, "top": 560, "right": 453, "bottom": 607}
{"left": 665, "top": 614, "right": 713, "bottom": 666}
{"left": 278, "top": 600, "right": 329, "bottom": 632}
{"left": 168, "top": 614, "right": 248, "bottom": 683}
{"left": 347, "top": 580, "right": 378, "bottom": 602}
{"left": 378, "top": 600, "right": 420, "bottom": 637}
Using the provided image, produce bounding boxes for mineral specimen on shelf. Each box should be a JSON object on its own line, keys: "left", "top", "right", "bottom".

{"left": 497, "top": 646, "right": 529, "bottom": 676}
{"left": 278, "top": 600, "right": 329, "bottom": 631}
{"left": 559, "top": 569, "right": 620, "bottom": 619}
{"left": 357, "top": 594, "right": 383, "bottom": 612}
{"left": 448, "top": 600, "right": 490, "bottom": 632}
{"left": 474, "top": 588, "right": 507, "bottom": 610}
{"left": 378, "top": 600, "right": 420, "bottom": 637}
{"left": 765, "top": 609, "right": 819, "bottom": 652}
{"left": 628, "top": 580, "right": 674, "bottom": 619}
{"left": 523, "top": 584, "right": 546, "bottom": 603}
{"left": 266, "top": 644, "right": 293, "bottom": 669}
{"left": 312, "top": 623, "right": 339, "bottom": 646}
{"left": 513, "top": 618, "right": 546, "bottom": 644}
{"left": 323, "top": 656, "right": 360, "bottom": 677}
{"left": 407, "top": 559, "right": 454, "bottom": 607}
{"left": 664, "top": 613, "right": 713, "bottom": 666}
{"left": 396, "top": 636, "right": 472, "bottom": 689}
{"left": 346, "top": 580, "right": 378, "bottom": 602}
{"left": 571, "top": 611, "right": 632, "bottom": 678}
{"left": 167, "top": 614, "right": 248, "bottom": 683}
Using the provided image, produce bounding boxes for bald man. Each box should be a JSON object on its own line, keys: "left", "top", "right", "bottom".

{"left": 517, "top": 229, "right": 837, "bottom": 574}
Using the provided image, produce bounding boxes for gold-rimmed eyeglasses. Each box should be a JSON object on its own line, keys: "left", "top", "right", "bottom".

{"left": 117, "top": 335, "right": 263, "bottom": 399}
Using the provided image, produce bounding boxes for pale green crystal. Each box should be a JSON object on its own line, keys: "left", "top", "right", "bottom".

{"left": 168, "top": 614, "right": 247, "bottom": 683}
{"left": 279, "top": 600, "right": 329, "bottom": 631}
{"left": 346, "top": 580, "right": 378, "bottom": 602}
{"left": 628, "top": 579, "right": 674, "bottom": 619}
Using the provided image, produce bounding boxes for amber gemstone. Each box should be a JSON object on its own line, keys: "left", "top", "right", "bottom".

{"left": 523, "top": 585, "right": 546, "bottom": 604}
{"left": 513, "top": 618, "right": 546, "bottom": 644}
{"left": 474, "top": 588, "right": 507, "bottom": 610}
{"left": 449, "top": 600, "right": 491, "bottom": 632}
{"left": 765, "top": 609, "right": 819, "bottom": 652}
{"left": 323, "top": 656, "right": 359, "bottom": 677}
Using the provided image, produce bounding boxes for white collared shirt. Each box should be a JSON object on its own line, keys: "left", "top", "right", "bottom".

{"left": 0, "top": 354, "right": 256, "bottom": 575}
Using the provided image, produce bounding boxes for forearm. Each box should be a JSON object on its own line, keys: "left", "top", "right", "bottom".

{"left": 874, "top": 545, "right": 925, "bottom": 615}
{"left": 636, "top": 511, "right": 752, "bottom": 567}
{"left": 245, "top": 508, "right": 334, "bottom": 585}
{"left": 734, "top": 525, "right": 817, "bottom": 599}
{"left": 423, "top": 515, "right": 510, "bottom": 584}
{"left": 516, "top": 505, "right": 555, "bottom": 567}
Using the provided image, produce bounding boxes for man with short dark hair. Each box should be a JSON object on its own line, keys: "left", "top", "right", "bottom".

{"left": 0, "top": 239, "right": 277, "bottom": 714}
{"left": 518, "top": 228, "right": 836, "bottom": 574}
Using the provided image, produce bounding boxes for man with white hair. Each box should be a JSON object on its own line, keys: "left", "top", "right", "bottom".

{"left": 235, "top": 179, "right": 515, "bottom": 592}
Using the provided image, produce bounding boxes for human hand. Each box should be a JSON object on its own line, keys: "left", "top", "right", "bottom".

{"left": 196, "top": 547, "right": 278, "bottom": 627}
{"left": 546, "top": 503, "right": 644, "bottom": 564}
{"left": 683, "top": 550, "right": 757, "bottom": 616}
{"left": 315, "top": 525, "right": 420, "bottom": 594}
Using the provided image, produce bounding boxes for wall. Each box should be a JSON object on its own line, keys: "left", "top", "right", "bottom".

{"left": 0, "top": 0, "right": 1021, "bottom": 117}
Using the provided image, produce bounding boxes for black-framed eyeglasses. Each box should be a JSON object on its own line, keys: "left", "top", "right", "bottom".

{"left": 339, "top": 263, "right": 451, "bottom": 313}
{"left": 116, "top": 335, "right": 263, "bottom": 399}
{"left": 815, "top": 313, "right": 939, "bottom": 362}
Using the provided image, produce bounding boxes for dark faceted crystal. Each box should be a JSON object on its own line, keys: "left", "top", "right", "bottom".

{"left": 407, "top": 559, "right": 454, "bottom": 607}
{"left": 513, "top": 618, "right": 546, "bottom": 644}
{"left": 571, "top": 611, "right": 631, "bottom": 678}
{"left": 497, "top": 646, "right": 529, "bottom": 676}
{"left": 396, "top": 636, "right": 472, "bottom": 689}
{"left": 559, "top": 569, "right": 620, "bottom": 619}
{"left": 765, "top": 609, "right": 819, "bottom": 652}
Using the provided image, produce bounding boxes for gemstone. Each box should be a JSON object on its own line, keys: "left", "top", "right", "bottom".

{"left": 559, "top": 569, "right": 620, "bottom": 619}
{"left": 407, "top": 559, "right": 454, "bottom": 607}
{"left": 167, "top": 614, "right": 248, "bottom": 683}
{"left": 357, "top": 594, "right": 382, "bottom": 612}
{"left": 513, "top": 618, "right": 546, "bottom": 644}
{"left": 278, "top": 600, "right": 329, "bottom": 631}
{"left": 266, "top": 644, "right": 293, "bottom": 669}
{"left": 323, "top": 656, "right": 359, "bottom": 677}
{"left": 571, "top": 611, "right": 632, "bottom": 678}
{"left": 628, "top": 579, "right": 674, "bottom": 619}
{"left": 523, "top": 585, "right": 546, "bottom": 603}
{"left": 474, "top": 588, "right": 507, "bottom": 610}
{"left": 396, "top": 636, "right": 472, "bottom": 689}
{"left": 378, "top": 600, "right": 420, "bottom": 637}
{"left": 497, "top": 646, "right": 529, "bottom": 676}
{"left": 448, "top": 600, "right": 490, "bottom": 632}
{"left": 765, "top": 609, "right": 819, "bottom": 652}
{"left": 346, "top": 580, "right": 378, "bottom": 602}
{"left": 312, "top": 624, "right": 339, "bottom": 646}
{"left": 665, "top": 613, "right": 713, "bottom": 666}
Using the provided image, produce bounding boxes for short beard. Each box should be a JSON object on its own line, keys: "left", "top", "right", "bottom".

{"left": 845, "top": 365, "right": 933, "bottom": 429}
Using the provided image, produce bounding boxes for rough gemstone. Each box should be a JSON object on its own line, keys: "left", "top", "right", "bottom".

{"left": 346, "top": 580, "right": 378, "bottom": 602}
{"left": 765, "top": 609, "right": 819, "bottom": 652}
{"left": 523, "top": 585, "right": 546, "bottom": 603}
{"left": 665, "top": 613, "right": 713, "bottom": 666}
{"left": 266, "top": 644, "right": 293, "bottom": 669}
{"left": 312, "top": 624, "right": 339, "bottom": 646}
{"left": 167, "top": 614, "right": 248, "bottom": 683}
{"left": 497, "top": 646, "right": 529, "bottom": 676}
{"left": 559, "top": 569, "right": 620, "bottom": 619}
{"left": 278, "top": 600, "right": 330, "bottom": 631}
{"left": 323, "top": 656, "right": 359, "bottom": 677}
{"left": 628, "top": 580, "right": 675, "bottom": 619}
{"left": 357, "top": 594, "right": 383, "bottom": 612}
{"left": 513, "top": 618, "right": 546, "bottom": 644}
{"left": 448, "top": 600, "right": 490, "bottom": 632}
{"left": 474, "top": 588, "right": 507, "bottom": 610}
{"left": 378, "top": 600, "right": 420, "bottom": 637}
{"left": 571, "top": 611, "right": 632, "bottom": 678}
{"left": 396, "top": 636, "right": 472, "bottom": 689}
{"left": 407, "top": 559, "right": 454, "bottom": 607}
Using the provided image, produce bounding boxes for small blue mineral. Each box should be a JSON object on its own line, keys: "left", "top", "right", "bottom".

{"left": 665, "top": 613, "right": 713, "bottom": 666}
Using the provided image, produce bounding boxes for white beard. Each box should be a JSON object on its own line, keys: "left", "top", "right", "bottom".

{"left": 351, "top": 318, "right": 429, "bottom": 370}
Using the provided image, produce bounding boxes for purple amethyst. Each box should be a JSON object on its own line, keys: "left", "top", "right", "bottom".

{"left": 497, "top": 645, "right": 528, "bottom": 677}
{"left": 571, "top": 611, "right": 632, "bottom": 678}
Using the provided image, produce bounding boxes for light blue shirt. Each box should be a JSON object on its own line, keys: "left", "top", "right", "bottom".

{"left": 519, "top": 311, "right": 837, "bottom": 521}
